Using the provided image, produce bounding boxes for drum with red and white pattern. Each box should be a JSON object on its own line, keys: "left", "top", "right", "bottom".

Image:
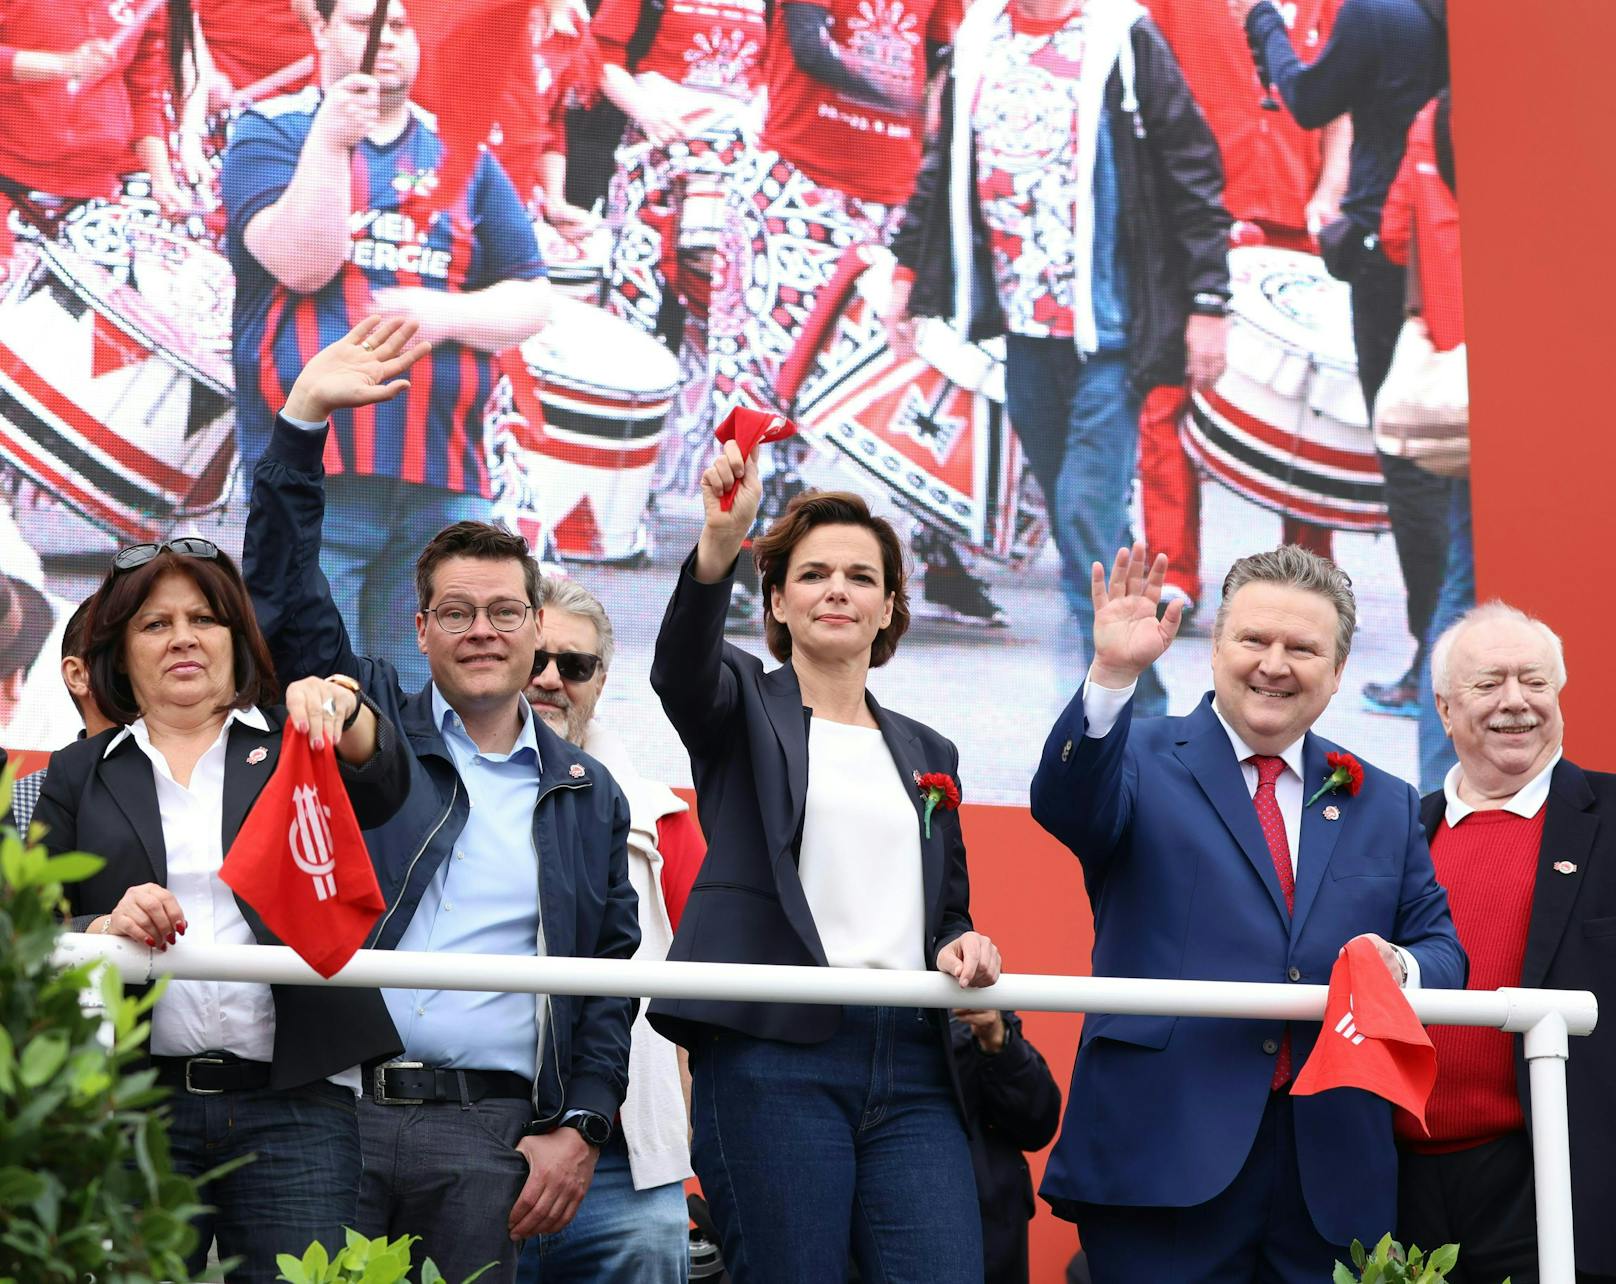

{"left": 1183, "top": 246, "right": 1389, "bottom": 532}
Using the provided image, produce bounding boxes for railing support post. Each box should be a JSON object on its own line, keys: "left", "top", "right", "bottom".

{"left": 1524, "top": 1010, "right": 1575, "bottom": 1284}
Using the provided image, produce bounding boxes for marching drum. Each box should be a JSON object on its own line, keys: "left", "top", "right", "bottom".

{"left": 0, "top": 186, "right": 235, "bottom": 550}
{"left": 485, "top": 297, "right": 681, "bottom": 563}
{"left": 1183, "top": 246, "right": 1389, "bottom": 532}
{"left": 536, "top": 218, "right": 612, "bottom": 305}
{"left": 785, "top": 251, "right": 1026, "bottom": 564}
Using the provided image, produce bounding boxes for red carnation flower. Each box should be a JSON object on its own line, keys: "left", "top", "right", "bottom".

{"left": 1307, "top": 752, "right": 1365, "bottom": 807}
{"left": 915, "top": 771, "right": 961, "bottom": 838}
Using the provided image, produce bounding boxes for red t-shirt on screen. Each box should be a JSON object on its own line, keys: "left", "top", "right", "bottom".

{"left": 761, "top": 0, "right": 959, "bottom": 205}
{"left": 1145, "top": 0, "right": 1339, "bottom": 233}
{"left": 594, "top": 0, "right": 768, "bottom": 96}
{"left": 195, "top": 0, "right": 316, "bottom": 94}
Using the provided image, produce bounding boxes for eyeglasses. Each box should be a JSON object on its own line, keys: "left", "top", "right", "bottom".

{"left": 532, "top": 649, "right": 603, "bottom": 682}
{"left": 111, "top": 537, "right": 221, "bottom": 573}
{"left": 424, "top": 599, "right": 533, "bottom": 634}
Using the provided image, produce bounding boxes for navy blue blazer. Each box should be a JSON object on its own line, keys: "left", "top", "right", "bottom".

{"left": 1421, "top": 758, "right": 1616, "bottom": 1275}
{"left": 647, "top": 554, "right": 975, "bottom": 1048}
{"left": 1031, "top": 688, "right": 1465, "bottom": 1247}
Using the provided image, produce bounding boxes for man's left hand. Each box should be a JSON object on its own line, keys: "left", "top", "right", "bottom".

{"left": 1185, "top": 313, "right": 1228, "bottom": 392}
{"left": 1347, "top": 933, "right": 1408, "bottom": 986}
{"left": 954, "top": 1008, "right": 1007, "bottom": 1053}
{"left": 938, "top": 932, "right": 1001, "bottom": 988}
{"left": 509, "top": 1127, "right": 599, "bottom": 1239}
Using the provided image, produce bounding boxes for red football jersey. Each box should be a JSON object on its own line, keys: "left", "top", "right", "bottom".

{"left": 1145, "top": 0, "right": 1340, "bottom": 233}
{"left": 594, "top": 0, "right": 768, "bottom": 95}
{"left": 761, "top": 0, "right": 960, "bottom": 206}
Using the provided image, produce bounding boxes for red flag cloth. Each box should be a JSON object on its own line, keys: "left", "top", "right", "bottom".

{"left": 408, "top": 0, "right": 536, "bottom": 208}
{"left": 711, "top": 407, "right": 797, "bottom": 510}
{"left": 219, "top": 724, "right": 385, "bottom": 978}
{"left": 1291, "top": 936, "right": 1438, "bottom": 1133}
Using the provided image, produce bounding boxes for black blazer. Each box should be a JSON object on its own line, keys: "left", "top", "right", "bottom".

{"left": 32, "top": 707, "right": 408, "bottom": 1091}
{"left": 1420, "top": 757, "right": 1616, "bottom": 1274}
{"left": 648, "top": 554, "right": 975, "bottom": 1048}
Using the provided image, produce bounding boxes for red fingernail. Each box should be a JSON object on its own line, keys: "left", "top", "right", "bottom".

{"left": 178, "top": 923, "right": 187, "bottom": 935}
{"left": 145, "top": 937, "right": 156, "bottom": 947}
{"left": 168, "top": 934, "right": 177, "bottom": 945}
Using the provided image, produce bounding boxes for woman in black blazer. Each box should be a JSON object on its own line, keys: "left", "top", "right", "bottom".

{"left": 32, "top": 539, "right": 407, "bottom": 1284}
{"left": 649, "top": 443, "right": 1002, "bottom": 1283}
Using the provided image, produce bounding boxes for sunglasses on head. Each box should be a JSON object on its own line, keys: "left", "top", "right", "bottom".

{"left": 532, "top": 649, "right": 603, "bottom": 682}
{"left": 111, "top": 537, "right": 222, "bottom": 573}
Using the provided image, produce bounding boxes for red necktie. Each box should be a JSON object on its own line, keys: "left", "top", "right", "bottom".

{"left": 1250, "top": 754, "right": 1294, "bottom": 1089}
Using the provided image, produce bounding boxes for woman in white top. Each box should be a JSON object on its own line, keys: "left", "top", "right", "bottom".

{"left": 648, "top": 440, "right": 1002, "bottom": 1282}
{"left": 34, "top": 538, "right": 408, "bottom": 1284}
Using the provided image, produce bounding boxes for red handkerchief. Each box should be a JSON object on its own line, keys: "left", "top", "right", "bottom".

{"left": 712, "top": 407, "right": 797, "bottom": 510}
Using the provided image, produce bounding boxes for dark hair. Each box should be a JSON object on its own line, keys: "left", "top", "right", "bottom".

{"left": 167, "top": 0, "right": 196, "bottom": 104}
{"left": 414, "top": 521, "right": 540, "bottom": 611}
{"left": 315, "top": 0, "right": 336, "bottom": 19}
{"left": 1433, "top": 89, "right": 1456, "bottom": 197}
{"left": 61, "top": 594, "right": 95, "bottom": 662}
{"left": 753, "top": 491, "right": 910, "bottom": 668}
{"left": 86, "top": 549, "right": 280, "bottom": 725}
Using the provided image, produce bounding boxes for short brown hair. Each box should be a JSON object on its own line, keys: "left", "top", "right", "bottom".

{"left": 87, "top": 549, "right": 280, "bottom": 725}
{"left": 753, "top": 491, "right": 910, "bottom": 668}
{"left": 414, "top": 521, "right": 540, "bottom": 611}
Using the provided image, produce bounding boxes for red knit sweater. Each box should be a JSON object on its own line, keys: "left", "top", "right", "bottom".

{"left": 1396, "top": 809, "right": 1543, "bottom": 1153}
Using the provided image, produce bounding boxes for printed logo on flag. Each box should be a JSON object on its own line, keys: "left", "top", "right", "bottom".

{"left": 1333, "top": 995, "right": 1367, "bottom": 1047}
{"left": 288, "top": 784, "right": 338, "bottom": 902}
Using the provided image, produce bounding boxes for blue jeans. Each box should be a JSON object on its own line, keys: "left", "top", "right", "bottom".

{"left": 167, "top": 1079, "right": 362, "bottom": 1284}
{"left": 689, "top": 1006, "right": 982, "bottom": 1283}
{"left": 1004, "top": 339, "right": 1165, "bottom": 715}
{"left": 517, "top": 1137, "right": 689, "bottom": 1283}
{"left": 321, "top": 475, "right": 490, "bottom": 692}
{"left": 1417, "top": 480, "right": 1476, "bottom": 793}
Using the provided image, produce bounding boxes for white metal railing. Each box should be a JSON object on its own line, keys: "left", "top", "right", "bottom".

{"left": 54, "top": 935, "right": 1598, "bottom": 1284}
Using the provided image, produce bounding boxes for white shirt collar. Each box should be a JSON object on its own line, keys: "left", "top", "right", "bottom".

{"left": 103, "top": 705, "right": 270, "bottom": 759}
{"left": 1443, "top": 748, "right": 1563, "bottom": 827}
{"left": 1211, "top": 699, "right": 1306, "bottom": 780}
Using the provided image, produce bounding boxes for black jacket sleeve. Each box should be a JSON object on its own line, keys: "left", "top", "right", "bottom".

{"left": 952, "top": 1011, "right": 1063, "bottom": 1153}
{"left": 889, "top": 71, "right": 950, "bottom": 277}
{"left": 1247, "top": 0, "right": 1369, "bottom": 130}
{"left": 1132, "top": 18, "right": 1231, "bottom": 303}
{"left": 649, "top": 551, "right": 744, "bottom": 758}
{"left": 783, "top": 0, "right": 902, "bottom": 107}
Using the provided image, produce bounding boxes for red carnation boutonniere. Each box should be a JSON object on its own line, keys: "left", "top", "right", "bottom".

{"left": 914, "top": 771, "right": 961, "bottom": 839}
{"left": 1306, "top": 751, "right": 1365, "bottom": 808}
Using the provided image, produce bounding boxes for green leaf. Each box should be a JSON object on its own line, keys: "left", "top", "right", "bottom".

{"left": 0, "top": 1168, "right": 46, "bottom": 1207}
{"left": 421, "top": 1261, "right": 446, "bottom": 1284}
{"left": 39, "top": 853, "right": 105, "bottom": 884}
{"left": 278, "top": 1253, "right": 312, "bottom": 1284}
{"left": 1426, "top": 1243, "right": 1459, "bottom": 1275}
{"left": 17, "top": 1032, "right": 69, "bottom": 1087}
{"left": 1352, "top": 1239, "right": 1369, "bottom": 1269}
{"left": 1334, "top": 1264, "right": 1358, "bottom": 1284}
{"left": 0, "top": 1025, "right": 14, "bottom": 1096}
{"left": 459, "top": 1264, "right": 498, "bottom": 1284}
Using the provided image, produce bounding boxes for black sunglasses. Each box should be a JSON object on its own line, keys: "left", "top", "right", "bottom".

{"left": 111, "top": 537, "right": 222, "bottom": 573}
{"left": 531, "top": 649, "right": 603, "bottom": 682}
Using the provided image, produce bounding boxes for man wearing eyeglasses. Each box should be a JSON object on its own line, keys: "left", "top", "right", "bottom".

{"left": 243, "top": 318, "right": 641, "bottom": 1284}
{"left": 512, "top": 575, "right": 704, "bottom": 1283}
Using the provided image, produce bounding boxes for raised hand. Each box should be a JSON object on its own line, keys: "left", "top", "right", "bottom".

{"left": 282, "top": 316, "right": 432, "bottom": 424}
{"left": 694, "top": 439, "right": 761, "bottom": 583}
{"left": 1091, "top": 543, "right": 1184, "bottom": 688}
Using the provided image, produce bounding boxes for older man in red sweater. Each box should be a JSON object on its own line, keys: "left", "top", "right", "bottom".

{"left": 1405, "top": 602, "right": 1616, "bottom": 1284}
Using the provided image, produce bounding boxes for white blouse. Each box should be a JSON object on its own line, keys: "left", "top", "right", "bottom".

{"left": 798, "top": 719, "right": 926, "bottom": 971}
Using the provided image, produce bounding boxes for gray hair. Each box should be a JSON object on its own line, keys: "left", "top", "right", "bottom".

{"left": 1213, "top": 545, "right": 1357, "bottom": 664}
{"left": 1430, "top": 601, "right": 1567, "bottom": 698}
{"left": 536, "top": 574, "right": 615, "bottom": 671}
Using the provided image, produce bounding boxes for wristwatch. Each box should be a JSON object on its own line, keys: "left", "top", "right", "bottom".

{"left": 558, "top": 1111, "right": 612, "bottom": 1148}
{"left": 325, "top": 673, "right": 364, "bottom": 730}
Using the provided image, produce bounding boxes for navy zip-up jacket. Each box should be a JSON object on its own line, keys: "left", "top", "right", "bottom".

{"left": 243, "top": 416, "right": 640, "bottom": 1128}
{"left": 1247, "top": 0, "right": 1446, "bottom": 236}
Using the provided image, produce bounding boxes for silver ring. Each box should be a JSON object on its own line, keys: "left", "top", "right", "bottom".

{"left": 321, "top": 696, "right": 338, "bottom": 717}
{"left": 360, "top": 341, "right": 375, "bottom": 352}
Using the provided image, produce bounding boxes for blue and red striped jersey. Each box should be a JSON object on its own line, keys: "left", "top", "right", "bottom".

{"left": 222, "top": 88, "right": 546, "bottom": 496}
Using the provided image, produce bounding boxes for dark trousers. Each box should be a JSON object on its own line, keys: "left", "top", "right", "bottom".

{"left": 357, "top": 1094, "right": 533, "bottom": 1284}
{"left": 689, "top": 1006, "right": 983, "bottom": 1284}
{"left": 168, "top": 1080, "right": 362, "bottom": 1284}
{"left": 1351, "top": 252, "right": 1451, "bottom": 649}
{"left": 1073, "top": 1093, "right": 1347, "bottom": 1284}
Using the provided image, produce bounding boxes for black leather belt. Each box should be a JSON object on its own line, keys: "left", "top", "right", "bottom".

{"left": 369, "top": 1061, "right": 533, "bottom": 1106}
{"left": 152, "top": 1052, "right": 273, "bottom": 1096}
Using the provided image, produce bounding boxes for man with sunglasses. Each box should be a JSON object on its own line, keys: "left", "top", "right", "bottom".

{"left": 243, "top": 318, "right": 641, "bottom": 1284}
{"left": 514, "top": 575, "right": 704, "bottom": 1283}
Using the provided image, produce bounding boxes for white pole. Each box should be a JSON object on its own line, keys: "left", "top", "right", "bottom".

{"left": 1524, "top": 1012, "right": 1576, "bottom": 1284}
{"left": 50, "top": 935, "right": 1600, "bottom": 1034}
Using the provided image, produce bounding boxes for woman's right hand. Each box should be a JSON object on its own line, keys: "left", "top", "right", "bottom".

{"left": 694, "top": 439, "right": 761, "bottom": 583}
{"left": 99, "top": 883, "right": 186, "bottom": 950}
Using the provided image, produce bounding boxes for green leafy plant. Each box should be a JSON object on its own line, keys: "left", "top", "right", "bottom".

{"left": 1334, "top": 1233, "right": 1506, "bottom": 1284}
{"left": 0, "top": 764, "right": 210, "bottom": 1282}
{"left": 276, "top": 1228, "right": 494, "bottom": 1284}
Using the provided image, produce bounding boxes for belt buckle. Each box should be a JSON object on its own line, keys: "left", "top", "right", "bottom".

{"left": 373, "top": 1060, "right": 426, "bottom": 1106}
{"left": 183, "top": 1055, "right": 228, "bottom": 1096}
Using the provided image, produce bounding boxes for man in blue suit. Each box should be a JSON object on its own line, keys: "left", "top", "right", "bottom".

{"left": 1032, "top": 543, "right": 1465, "bottom": 1281}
